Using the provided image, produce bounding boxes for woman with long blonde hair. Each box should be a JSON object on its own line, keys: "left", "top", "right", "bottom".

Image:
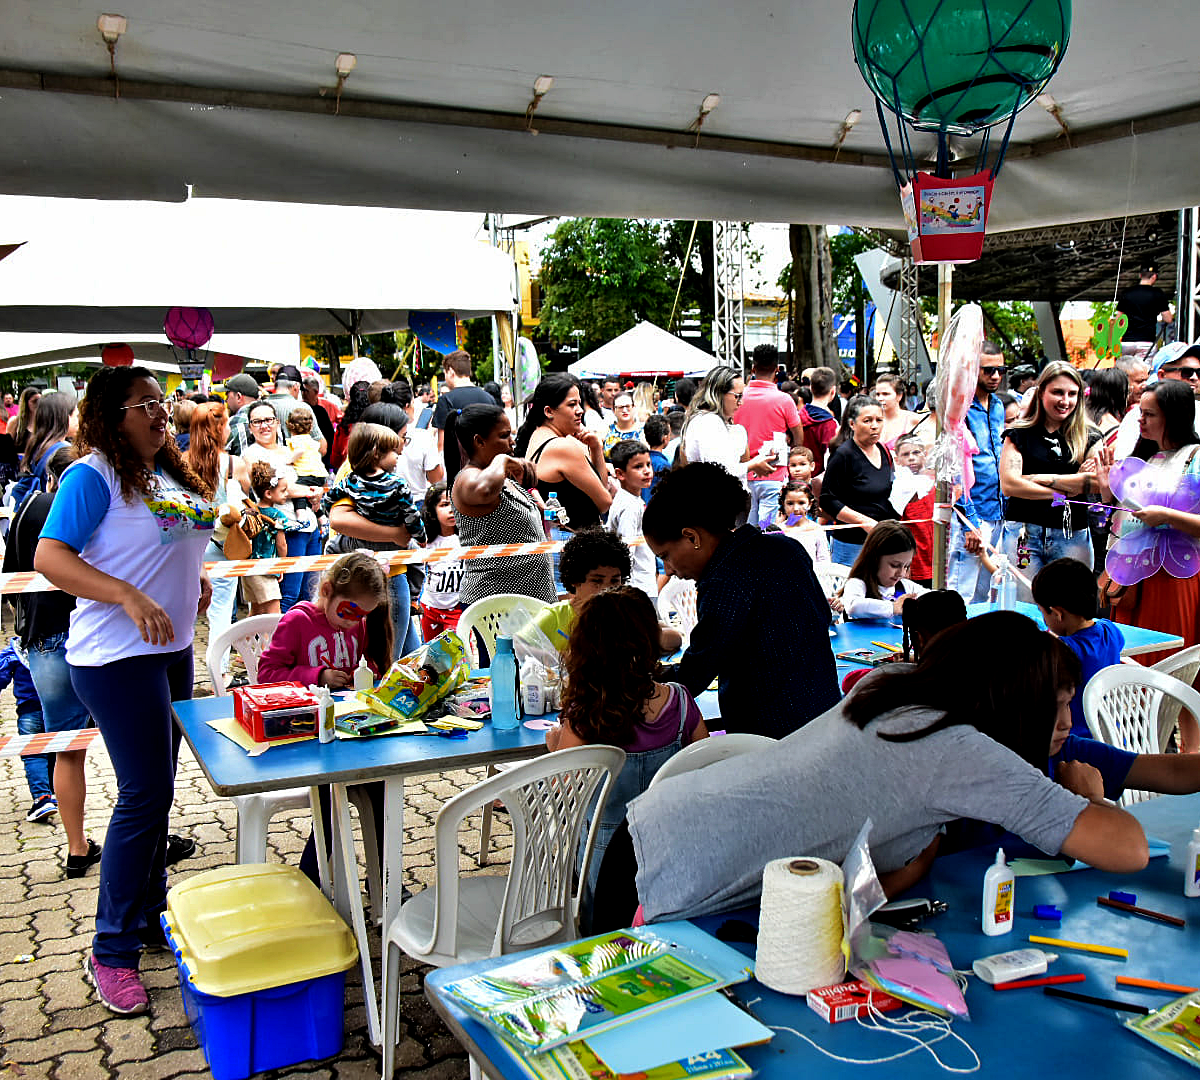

{"left": 184, "top": 403, "right": 251, "bottom": 686}
{"left": 680, "top": 366, "right": 771, "bottom": 486}
{"left": 998, "top": 361, "right": 1100, "bottom": 598}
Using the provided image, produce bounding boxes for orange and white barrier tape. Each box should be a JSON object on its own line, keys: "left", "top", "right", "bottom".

{"left": 0, "top": 727, "right": 102, "bottom": 758}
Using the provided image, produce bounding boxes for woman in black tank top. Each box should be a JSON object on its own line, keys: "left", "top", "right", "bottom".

{"left": 515, "top": 375, "right": 614, "bottom": 531}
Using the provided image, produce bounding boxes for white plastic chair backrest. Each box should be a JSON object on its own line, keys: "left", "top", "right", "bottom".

{"left": 1150, "top": 645, "right": 1200, "bottom": 751}
{"left": 205, "top": 614, "right": 281, "bottom": 697}
{"left": 648, "top": 733, "right": 776, "bottom": 788}
{"left": 1082, "top": 665, "right": 1200, "bottom": 805}
{"left": 422, "top": 744, "right": 625, "bottom": 959}
{"left": 815, "top": 562, "right": 853, "bottom": 600}
{"left": 457, "top": 593, "right": 549, "bottom": 667}
{"left": 656, "top": 577, "right": 698, "bottom": 641}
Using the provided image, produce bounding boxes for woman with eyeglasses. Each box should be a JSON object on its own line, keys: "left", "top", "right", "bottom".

{"left": 679, "top": 366, "right": 771, "bottom": 489}
{"left": 241, "top": 400, "right": 323, "bottom": 611}
{"left": 998, "top": 361, "right": 1101, "bottom": 600}
{"left": 34, "top": 366, "right": 215, "bottom": 1016}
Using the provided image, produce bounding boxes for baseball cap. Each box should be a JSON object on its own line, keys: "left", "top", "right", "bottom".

{"left": 1180, "top": 344, "right": 1200, "bottom": 362}
{"left": 274, "top": 364, "right": 303, "bottom": 387}
{"left": 223, "top": 374, "right": 261, "bottom": 397}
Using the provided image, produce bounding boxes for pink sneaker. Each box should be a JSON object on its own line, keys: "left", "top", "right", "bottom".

{"left": 85, "top": 953, "right": 149, "bottom": 1015}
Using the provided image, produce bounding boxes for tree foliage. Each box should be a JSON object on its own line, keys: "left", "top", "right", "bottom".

{"left": 537, "top": 218, "right": 678, "bottom": 350}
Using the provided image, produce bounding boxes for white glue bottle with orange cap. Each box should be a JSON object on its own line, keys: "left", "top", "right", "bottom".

{"left": 982, "top": 848, "right": 1015, "bottom": 935}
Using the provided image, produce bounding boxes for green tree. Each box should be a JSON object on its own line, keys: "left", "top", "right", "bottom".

{"left": 537, "top": 219, "right": 677, "bottom": 351}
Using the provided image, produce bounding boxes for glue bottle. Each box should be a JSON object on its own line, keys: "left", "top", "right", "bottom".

{"left": 982, "top": 848, "right": 1015, "bottom": 935}
{"left": 1184, "top": 827, "right": 1200, "bottom": 897}
{"left": 310, "top": 684, "right": 335, "bottom": 743}
{"left": 353, "top": 656, "right": 373, "bottom": 693}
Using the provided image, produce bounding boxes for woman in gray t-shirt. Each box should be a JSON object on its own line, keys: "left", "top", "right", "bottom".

{"left": 594, "top": 611, "right": 1149, "bottom": 927}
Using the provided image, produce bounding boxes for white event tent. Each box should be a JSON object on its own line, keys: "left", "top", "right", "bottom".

{"left": 567, "top": 322, "right": 715, "bottom": 380}
{"left": 0, "top": 332, "right": 300, "bottom": 375}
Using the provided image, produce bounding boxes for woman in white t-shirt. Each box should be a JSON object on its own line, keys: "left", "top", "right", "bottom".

{"left": 36, "top": 367, "right": 215, "bottom": 1017}
{"left": 680, "top": 366, "right": 771, "bottom": 488}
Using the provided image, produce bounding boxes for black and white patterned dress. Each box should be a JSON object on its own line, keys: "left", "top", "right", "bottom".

{"left": 454, "top": 478, "right": 557, "bottom": 605}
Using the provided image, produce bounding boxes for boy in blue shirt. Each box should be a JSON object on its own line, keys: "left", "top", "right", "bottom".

{"left": 640, "top": 416, "right": 672, "bottom": 505}
{"left": 1032, "top": 557, "right": 1125, "bottom": 739}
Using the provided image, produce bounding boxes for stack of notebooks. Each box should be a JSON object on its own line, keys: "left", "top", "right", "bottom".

{"left": 441, "top": 922, "right": 772, "bottom": 1080}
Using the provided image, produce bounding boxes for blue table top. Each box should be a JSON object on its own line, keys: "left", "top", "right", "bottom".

{"left": 426, "top": 794, "right": 1200, "bottom": 1080}
{"left": 173, "top": 694, "right": 551, "bottom": 797}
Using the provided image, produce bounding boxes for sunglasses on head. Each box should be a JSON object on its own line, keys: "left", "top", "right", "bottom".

{"left": 980, "top": 366, "right": 1006, "bottom": 376}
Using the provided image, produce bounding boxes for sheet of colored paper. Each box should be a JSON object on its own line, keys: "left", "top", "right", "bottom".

{"left": 206, "top": 716, "right": 311, "bottom": 756}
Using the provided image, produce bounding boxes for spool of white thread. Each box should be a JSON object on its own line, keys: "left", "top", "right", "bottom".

{"left": 755, "top": 857, "right": 846, "bottom": 995}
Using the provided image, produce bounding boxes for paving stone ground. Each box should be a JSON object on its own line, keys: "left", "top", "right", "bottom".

{"left": 0, "top": 611, "right": 514, "bottom": 1079}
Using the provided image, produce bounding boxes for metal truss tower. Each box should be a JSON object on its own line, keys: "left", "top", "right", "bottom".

{"left": 713, "top": 221, "right": 746, "bottom": 371}
{"left": 897, "top": 258, "right": 922, "bottom": 379}
{"left": 1178, "top": 207, "right": 1200, "bottom": 344}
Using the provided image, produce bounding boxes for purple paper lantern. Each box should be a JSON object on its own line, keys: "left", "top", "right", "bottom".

{"left": 163, "top": 306, "right": 215, "bottom": 351}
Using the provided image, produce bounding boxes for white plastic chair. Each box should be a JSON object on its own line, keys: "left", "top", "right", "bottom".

{"left": 1082, "top": 665, "right": 1200, "bottom": 805}
{"left": 656, "top": 576, "right": 698, "bottom": 644}
{"left": 457, "top": 592, "right": 549, "bottom": 667}
{"left": 381, "top": 745, "right": 626, "bottom": 1080}
{"left": 816, "top": 561, "right": 853, "bottom": 600}
{"left": 458, "top": 592, "right": 550, "bottom": 865}
{"left": 648, "top": 733, "right": 776, "bottom": 787}
{"left": 1150, "top": 645, "right": 1200, "bottom": 752}
{"left": 204, "top": 614, "right": 382, "bottom": 918}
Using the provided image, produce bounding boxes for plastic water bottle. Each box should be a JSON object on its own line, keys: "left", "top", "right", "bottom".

{"left": 990, "top": 554, "right": 1017, "bottom": 611}
{"left": 544, "top": 491, "right": 569, "bottom": 528}
{"left": 489, "top": 636, "right": 520, "bottom": 731}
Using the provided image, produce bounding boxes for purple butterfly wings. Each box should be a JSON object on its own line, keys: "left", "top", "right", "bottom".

{"left": 1106, "top": 457, "right": 1200, "bottom": 586}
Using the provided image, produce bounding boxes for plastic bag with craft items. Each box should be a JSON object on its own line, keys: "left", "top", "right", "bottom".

{"left": 361, "top": 630, "right": 468, "bottom": 720}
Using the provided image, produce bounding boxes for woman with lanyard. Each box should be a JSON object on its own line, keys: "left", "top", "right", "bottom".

{"left": 1099, "top": 379, "right": 1200, "bottom": 669}
{"left": 447, "top": 403, "right": 557, "bottom": 607}
{"left": 35, "top": 366, "right": 214, "bottom": 1016}
{"left": 999, "top": 361, "right": 1100, "bottom": 600}
{"left": 183, "top": 402, "right": 251, "bottom": 687}
{"left": 819, "top": 394, "right": 893, "bottom": 566}
{"left": 514, "top": 374, "right": 613, "bottom": 589}
{"left": 590, "top": 612, "right": 1148, "bottom": 929}
{"left": 241, "top": 399, "right": 322, "bottom": 610}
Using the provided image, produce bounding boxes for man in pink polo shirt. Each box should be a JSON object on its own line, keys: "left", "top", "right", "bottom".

{"left": 734, "top": 344, "right": 805, "bottom": 528}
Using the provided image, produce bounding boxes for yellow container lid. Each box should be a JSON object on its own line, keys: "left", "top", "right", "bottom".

{"left": 163, "top": 864, "right": 358, "bottom": 997}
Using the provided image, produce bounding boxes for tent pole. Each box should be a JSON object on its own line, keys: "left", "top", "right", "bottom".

{"left": 495, "top": 311, "right": 519, "bottom": 420}
{"left": 933, "top": 263, "right": 953, "bottom": 590}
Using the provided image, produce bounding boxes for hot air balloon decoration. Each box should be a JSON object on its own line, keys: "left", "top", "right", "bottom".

{"left": 163, "top": 306, "right": 215, "bottom": 379}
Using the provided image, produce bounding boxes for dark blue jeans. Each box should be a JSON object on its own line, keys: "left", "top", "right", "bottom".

{"left": 281, "top": 527, "right": 321, "bottom": 612}
{"left": 71, "top": 649, "right": 193, "bottom": 969}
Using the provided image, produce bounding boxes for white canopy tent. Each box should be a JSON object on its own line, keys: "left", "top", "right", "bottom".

{"left": 567, "top": 322, "right": 715, "bottom": 379}
{"left": 0, "top": 332, "right": 300, "bottom": 374}
{"left": 1, "top": 3, "right": 1198, "bottom": 232}
{"left": 0, "top": 196, "right": 518, "bottom": 334}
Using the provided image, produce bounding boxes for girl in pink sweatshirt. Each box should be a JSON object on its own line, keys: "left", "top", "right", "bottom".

{"left": 258, "top": 550, "right": 392, "bottom": 687}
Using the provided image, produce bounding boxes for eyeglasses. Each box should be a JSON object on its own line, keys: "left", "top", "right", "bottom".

{"left": 120, "top": 399, "right": 168, "bottom": 419}
{"left": 1164, "top": 366, "right": 1200, "bottom": 380}
{"left": 980, "top": 366, "right": 1006, "bottom": 376}
{"left": 249, "top": 416, "right": 278, "bottom": 427}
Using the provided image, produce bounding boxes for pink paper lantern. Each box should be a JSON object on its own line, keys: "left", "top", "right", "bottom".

{"left": 163, "top": 306, "right": 215, "bottom": 351}
{"left": 101, "top": 342, "right": 135, "bottom": 367}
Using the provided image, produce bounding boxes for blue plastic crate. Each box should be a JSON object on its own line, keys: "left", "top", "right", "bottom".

{"left": 163, "top": 916, "right": 346, "bottom": 1080}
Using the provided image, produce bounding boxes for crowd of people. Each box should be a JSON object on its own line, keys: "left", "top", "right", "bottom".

{"left": 4, "top": 332, "right": 1200, "bottom": 1017}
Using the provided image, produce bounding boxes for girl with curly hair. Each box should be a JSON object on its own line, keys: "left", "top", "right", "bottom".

{"left": 548, "top": 586, "right": 708, "bottom": 922}
{"left": 35, "top": 366, "right": 215, "bottom": 1017}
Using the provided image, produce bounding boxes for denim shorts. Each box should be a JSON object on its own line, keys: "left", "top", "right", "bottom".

{"left": 27, "top": 632, "right": 93, "bottom": 733}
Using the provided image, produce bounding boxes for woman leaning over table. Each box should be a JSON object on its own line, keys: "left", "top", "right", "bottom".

{"left": 999, "top": 361, "right": 1101, "bottom": 601}
{"left": 35, "top": 366, "right": 215, "bottom": 1018}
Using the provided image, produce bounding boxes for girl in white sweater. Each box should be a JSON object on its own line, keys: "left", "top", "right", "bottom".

{"left": 835, "top": 519, "right": 927, "bottom": 619}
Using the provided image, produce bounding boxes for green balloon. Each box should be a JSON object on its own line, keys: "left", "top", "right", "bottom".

{"left": 853, "top": 0, "right": 1071, "bottom": 135}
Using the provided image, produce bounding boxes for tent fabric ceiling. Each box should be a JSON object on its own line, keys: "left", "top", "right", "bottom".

{"left": 0, "top": 333, "right": 301, "bottom": 372}
{"left": 0, "top": 196, "right": 517, "bottom": 334}
{"left": 1, "top": 1, "right": 1199, "bottom": 230}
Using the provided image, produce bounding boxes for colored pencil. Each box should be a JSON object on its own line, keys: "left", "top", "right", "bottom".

{"left": 870, "top": 640, "right": 901, "bottom": 652}
{"left": 1097, "top": 895, "right": 1186, "bottom": 928}
{"left": 1043, "top": 987, "right": 1149, "bottom": 1014}
{"left": 994, "top": 973, "right": 1086, "bottom": 991}
{"left": 1116, "top": 977, "right": 1199, "bottom": 994}
{"left": 1028, "top": 935, "right": 1128, "bottom": 959}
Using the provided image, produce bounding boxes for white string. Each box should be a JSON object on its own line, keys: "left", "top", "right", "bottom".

{"left": 1112, "top": 123, "right": 1139, "bottom": 308}
{"left": 755, "top": 858, "right": 845, "bottom": 995}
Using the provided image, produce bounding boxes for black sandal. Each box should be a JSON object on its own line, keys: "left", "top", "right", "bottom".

{"left": 65, "top": 839, "right": 102, "bottom": 879}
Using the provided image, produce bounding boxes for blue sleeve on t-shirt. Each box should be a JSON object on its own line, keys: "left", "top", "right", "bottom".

{"left": 1051, "top": 733, "right": 1135, "bottom": 802}
{"left": 1061, "top": 620, "right": 1126, "bottom": 737}
{"left": 40, "top": 462, "right": 111, "bottom": 553}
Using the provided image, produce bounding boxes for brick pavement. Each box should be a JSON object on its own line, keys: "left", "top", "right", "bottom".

{"left": 0, "top": 616, "right": 517, "bottom": 1080}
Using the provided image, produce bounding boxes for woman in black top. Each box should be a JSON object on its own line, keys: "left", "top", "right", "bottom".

{"left": 999, "top": 361, "right": 1100, "bottom": 600}
{"left": 819, "top": 394, "right": 893, "bottom": 565}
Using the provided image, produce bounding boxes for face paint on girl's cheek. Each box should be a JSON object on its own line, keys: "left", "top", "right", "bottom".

{"left": 335, "top": 600, "right": 367, "bottom": 621}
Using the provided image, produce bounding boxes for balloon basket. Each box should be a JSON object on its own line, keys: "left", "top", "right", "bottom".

{"left": 900, "top": 171, "right": 993, "bottom": 265}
